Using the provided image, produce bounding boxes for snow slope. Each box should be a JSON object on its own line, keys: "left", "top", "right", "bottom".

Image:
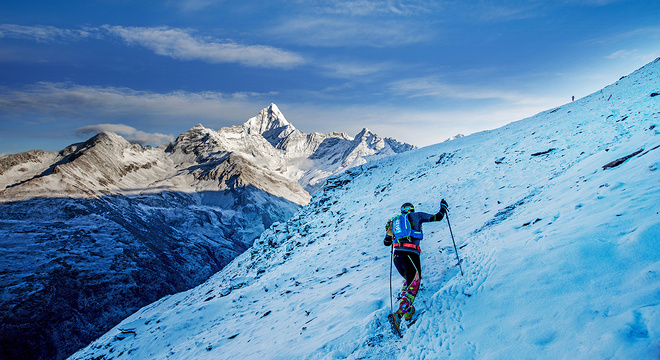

{"left": 71, "top": 59, "right": 660, "bottom": 359}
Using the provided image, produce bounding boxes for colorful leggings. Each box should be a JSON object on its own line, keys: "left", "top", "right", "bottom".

{"left": 393, "top": 251, "right": 421, "bottom": 316}
{"left": 393, "top": 251, "right": 421, "bottom": 286}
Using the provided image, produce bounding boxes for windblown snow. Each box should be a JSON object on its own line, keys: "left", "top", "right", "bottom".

{"left": 69, "top": 57, "right": 659, "bottom": 359}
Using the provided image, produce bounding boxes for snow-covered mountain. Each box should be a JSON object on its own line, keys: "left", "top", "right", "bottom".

{"left": 0, "top": 104, "right": 413, "bottom": 204}
{"left": 0, "top": 105, "right": 414, "bottom": 360}
{"left": 243, "top": 104, "right": 416, "bottom": 193}
{"left": 70, "top": 58, "right": 660, "bottom": 359}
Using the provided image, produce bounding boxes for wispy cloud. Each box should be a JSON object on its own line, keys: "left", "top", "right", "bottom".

{"left": 0, "top": 82, "right": 275, "bottom": 125}
{"left": 387, "top": 75, "right": 566, "bottom": 111}
{"left": 446, "top": 1, "right": 543, "bottom": 22}
{"left": 271, "top": 17, "right": 431, "bottom": 47}
{"left": 606, "top": 49, "right": 640, "bottom": 59}
{"left": 320, "top": 60, "right": 394, "bottom": 78}
{"left": 170, "top": 0, "right": 436, "bottom": 15}
{"left": 587, "top": 26, "right": 660, "bottom": 45}
{"left": 313, "top": 0, "right": 435, "bottom": 15}
{"left": 74, "top": 123, "right": 174, "bottom": 145}
{"left": 174, "top": 0, "right": 224, "bottom": 12}
{"left": 103, "top": 25, "right": 305, "bottom": 68}
{"left": 0, "top": 24, "right": 98, "bottom": 42}
{"left": 262, "top": 1, "right": 441, "bottom": 47}
{"left": 389, "top": 77, "right": 521, "bottom": 102}
{"left": 0, "top": 24, "right": 305, "bottom": 69}
{"left": 570, "top": 0, "right": 622, "bottom": 5}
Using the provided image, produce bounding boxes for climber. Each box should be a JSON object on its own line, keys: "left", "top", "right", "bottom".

{"left": 384, "top": 199, "right": 448, "bottom": 323}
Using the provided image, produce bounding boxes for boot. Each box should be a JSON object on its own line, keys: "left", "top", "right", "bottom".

{"left": 403, "top": 305, "right": 416, "bottom": 321}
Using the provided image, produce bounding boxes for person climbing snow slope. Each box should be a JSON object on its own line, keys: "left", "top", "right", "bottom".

{"left": 384, "top": 200, "right": 449, "bottom": 333}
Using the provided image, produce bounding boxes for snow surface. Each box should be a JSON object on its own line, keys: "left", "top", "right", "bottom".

{"left": 70, "top": 59, "right": 660, "bottom": 359}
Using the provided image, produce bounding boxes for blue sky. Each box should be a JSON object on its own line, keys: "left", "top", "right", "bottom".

{"left": 1, "top": 0, "right": 659, "bottom": 155}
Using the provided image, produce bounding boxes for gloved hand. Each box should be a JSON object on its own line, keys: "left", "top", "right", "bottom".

{"left": 384, "top": 235, "right": 393, "bottom": 247}
{"left": 440, "top": 199, "right": 449, "bottom": 215}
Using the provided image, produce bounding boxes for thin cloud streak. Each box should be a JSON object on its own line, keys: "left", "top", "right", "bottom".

{"left": 319, "top": 60, "right": 394, "bottom": 79}
{"left": 270, "top": 17, "right": 432, "bottom": 47}
{"left": 174, "top": 0, "right": 224, "bottom": 12}
{"left": 0, "top": 24, "right": 98, "bottom": 42}
{"left": 103, "top": 25, "right": 305, "bottom": 68}
{"left": 74, "top": 123, "right": 174, "bottom": 145}
{"left": 0, "top": 82, "right": 276, "bottom": 125}
{"left": 389, "top": 77, "right": 533, "bottom": 103}
{"left": 0, "top": 24, "right": 305, "bottom": 69}
{"left": 584, "top": 26, "right": 660, "bottom": 46}
{"left": 314, "top": 0, "right": 436, "bottom": 16}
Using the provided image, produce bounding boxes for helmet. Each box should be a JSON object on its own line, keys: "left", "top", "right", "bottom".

{"left": 401, "top": 202, "right": 415, "bottom": 214}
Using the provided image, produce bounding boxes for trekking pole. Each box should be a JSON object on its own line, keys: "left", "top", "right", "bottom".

{"left": 389, "top": 244, "right": 394, "bottom": 314}
{"left": 446, "top": 213, "right": 464, "bottom": 276}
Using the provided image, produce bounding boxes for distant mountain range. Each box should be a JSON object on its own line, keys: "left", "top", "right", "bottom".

{"left": 0, "top": 104, "right": 415, "bottom": 360}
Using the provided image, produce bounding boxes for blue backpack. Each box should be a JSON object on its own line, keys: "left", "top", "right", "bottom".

{"left": 391, "top": 214, "right": 423, "bottom": 241}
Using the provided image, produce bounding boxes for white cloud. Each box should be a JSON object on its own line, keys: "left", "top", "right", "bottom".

{"left": 74, "top": 124, "right": 174, "bottom": 145}
{"left": 170, "top": 0, "right": 435, "bottom": 15}
{"left": 389, "top": 77, "right": 528, "bottom": 102}
{"left": 174, "top": 0, "right": 224, "bottom": 11}
{"left": 103, "top": 25, "right": 305, "bottom": 68}
{"left": 315, "top": 0, "right": 432, "bottom": 15}
{"left": 0, "top": 82, "right": 275, "bottom": 126}
{"left": 463, "top": 2, "right": 540, "bottom": 22}
{"left": 320, "top": 60, "right": 394, "bottom": 78}
{"left": 605, "top": 49, "right": 659, "bottom": 64}
{"left": 586, "top": 26, "right": 660, "bottom": 45}
{"left": 606, "top": 49, "right": 640, "bottom": 59}
{"left": 262, "top": 1, "right": 440, "bottom": 47}
{"left": 271, "top": 17, "right": 431, "bottom": 47}
{"left": 0, "top": 24, "right": 305, "bottom": 69}
{"left": 567, "top": 0, "right": 621, "bottom": 5}
{"left": 0, "top": 24, "right": 97, "bottom": 42}
{"left": 321, "top": 0, "right": 382, "bottom": 15}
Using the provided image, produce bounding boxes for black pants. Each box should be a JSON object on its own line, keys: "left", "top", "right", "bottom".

{"left": 393, "top": 251, "right": 421, "bottom": 285}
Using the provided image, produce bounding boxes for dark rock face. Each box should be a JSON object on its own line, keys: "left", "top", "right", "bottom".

{"left": 0, "top": 188, "right": 298, "bottom": 360}
{"left": 0, "top": 150, "right": 46, "bottom": 175}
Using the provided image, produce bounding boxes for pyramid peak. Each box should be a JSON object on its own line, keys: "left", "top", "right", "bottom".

{"left": 355, "top": 127, "right": 376, "bottom": 139}
{"left": 244, "top": 104, "right": 293, "bottom": 135}
{"left": 86, "top": 131, "right": 129, "bottom": 146}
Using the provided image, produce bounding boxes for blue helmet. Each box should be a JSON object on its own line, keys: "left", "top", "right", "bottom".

{"left": 401, "top": 202, "right": 415, "bottom": 214}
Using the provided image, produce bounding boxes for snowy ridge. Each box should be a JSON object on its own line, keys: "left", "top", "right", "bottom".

{"left": 239, "top": 103, "right": 416, "bottom": 193}
{"left": 0, "top": 103, "right": 413, "bottom": 203}
{"left": 71, "top": 58, "right": 660, "bottom": 359}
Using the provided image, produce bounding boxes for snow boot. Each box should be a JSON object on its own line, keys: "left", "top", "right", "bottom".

{"left": 403, "top": 305, "right": 416, "bottom": 321}
{"left": 388, "top": 312, "right": 403, "bottom": 337}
